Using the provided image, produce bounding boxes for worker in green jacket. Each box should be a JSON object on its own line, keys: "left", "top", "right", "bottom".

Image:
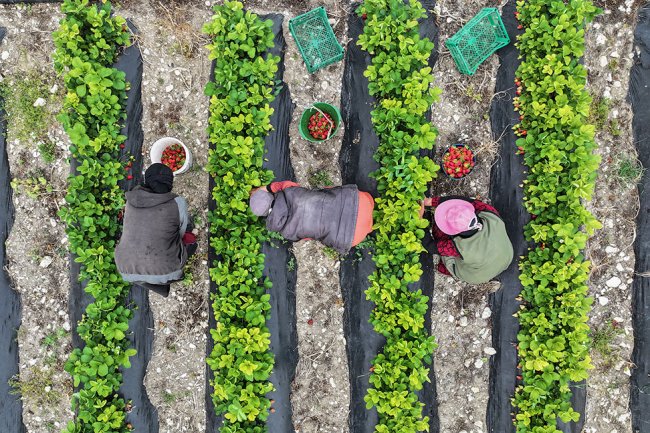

{"left": 422, "top": 196, "right": 514, "bottom": 284}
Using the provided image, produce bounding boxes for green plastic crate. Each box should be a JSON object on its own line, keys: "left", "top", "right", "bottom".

{"left": 289, "top": 7, "right": 344, "bottom": 74}
{"left": 445, "top": 8, "right": 510, "bottom": 75}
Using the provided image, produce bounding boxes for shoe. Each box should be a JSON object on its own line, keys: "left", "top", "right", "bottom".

{"left": 186, "top": 242, "right": 198, "bottom": 257}
{"left": 136, "top": 282, "right": 171, "bottom": 297}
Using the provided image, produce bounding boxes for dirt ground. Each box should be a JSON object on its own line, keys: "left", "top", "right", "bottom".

{"left": 427, "top": 0, "right": 503, "bottom": 431}
{"left": 0, "top": 0, "right": 642, "bottom": 432}
{"left": 581, "top": 1, "right": 643, "bottom": 431}
{"left": 113, "top": 2, "right": 213, "bottom": 431}
{"left": 1, "top": 5, "right": 73, "bottom": 432}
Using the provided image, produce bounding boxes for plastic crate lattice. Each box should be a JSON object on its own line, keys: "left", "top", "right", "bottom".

{"left": 289, "top": 7, "right": 343, "bottom": 73}
{"left": 445, "top": 8, "right": 510, "bottom": 75}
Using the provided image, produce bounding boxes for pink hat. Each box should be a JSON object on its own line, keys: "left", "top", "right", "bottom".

{"left": 434, "top": 199, "right": 480, "bottom": 235}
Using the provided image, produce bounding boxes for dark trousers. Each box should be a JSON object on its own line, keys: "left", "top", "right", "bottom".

{"left": 135, "top": 226, "right": 197, "bottom": 297}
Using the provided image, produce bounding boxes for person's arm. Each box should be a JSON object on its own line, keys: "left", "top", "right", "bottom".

{"left": 436, "top": 237, "right": 461, "bottom": 258}
{"left": 419, "top": 196, "right": 461, "bottom": 257}
{"left": 269, "top": 180, "right": 300, "bottom": 193}
{"left": 175, "top": 196, "right": 190, "bottom": 234}
{"left": 437, "top": 261, "right": 452, "bottom": 276}
{"left": 420, "top": 196, "right": 441, "bottom": 218}
{"left": 423, "top": 196, "right": 442, "bottom": 208}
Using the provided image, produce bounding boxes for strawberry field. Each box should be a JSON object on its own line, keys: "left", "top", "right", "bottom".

{"left": 0, "top": 0, "right": 648, "bottom": 433}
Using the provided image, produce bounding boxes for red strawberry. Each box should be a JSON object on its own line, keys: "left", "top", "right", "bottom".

{"left": 127, "top": 175, "right": 133, "bottom": 180}
{"left": 307, "top": 319, "right": 314, "bottom": 326}
{"left": 517, "top": 24, "right": 523, "bottom": 30}
{"left": 120, "top": 143, "right": 125, "bottom": 149}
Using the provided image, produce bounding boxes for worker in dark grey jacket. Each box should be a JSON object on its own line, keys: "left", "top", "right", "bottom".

{"left": 115, "top": 163, "right": 196, "bottom": 296}
{"left": 249, "top": 180, "right": 374, "bottom": 254}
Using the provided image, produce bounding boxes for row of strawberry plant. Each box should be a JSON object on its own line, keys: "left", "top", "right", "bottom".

{"left": 52, "top": 0, "right": 136, "bottom": 432}
{"left": 203, "top": 2, "right": 279, "bottom": 431}
{"left": 357, "top": 1, "right": 440, "bottom": 431}
{"left": 512, "top": 0, "right": 602, "bottom": 431}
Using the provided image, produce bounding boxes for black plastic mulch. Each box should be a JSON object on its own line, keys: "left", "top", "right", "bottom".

{"left": 0, "top": 26, "right": 27, "bottom": 433}
{"left": 486, "top": 4, "right": 587, "bottom": 432}
{"left": 67, "top": 20, "right": 157, "bottom": 431}
{"left": 116, "top": 21, "right": 159, "bottom": 433}
{"left": 629, "top": 4, "right": 650, "bottom": 432}
{"left": 205, "top": 14, "right": 298, "bottom": 433}
{"left": 337, "top": 15, "right": 382, "bottom": 430}
{"left": 485, "top": 4, "right": 525, "bottom": 432}
{"left": 338, "top": 3, "right": 439, "bottom": 432}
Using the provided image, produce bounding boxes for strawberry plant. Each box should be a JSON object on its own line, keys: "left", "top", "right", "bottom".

{"left": 161, "top": 143, "right": 186, "bottom": 172}
{"left": 511, "top": 0, "right": 602, "bottom": 431}
{"left": 307, "top": 111, "right": 336, "bottom": 140}
{"left": 203, "top": 2, "right": 279, "bottom": 431}
{"left": 357, "top": 0, "right": 441, "bottom": 431}
{"left": 52, "top": 0, "right": 136, "bottom": 432}
{"left": 441, "top": 144, "right": 475, "bottom": 179}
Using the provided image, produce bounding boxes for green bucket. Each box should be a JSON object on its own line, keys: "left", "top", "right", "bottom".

{"left": 299, "top": 102, "right": 342, "bottom": 143}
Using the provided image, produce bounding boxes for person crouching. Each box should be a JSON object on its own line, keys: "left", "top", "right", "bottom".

{"left": 423, "top": 196, "right": 514, "bottom": 284}
{"left": 249, "top": 180, "right": 374, "bottom": 254}
{"left": 115, "top": 163, "right": 196, "bottom": 297}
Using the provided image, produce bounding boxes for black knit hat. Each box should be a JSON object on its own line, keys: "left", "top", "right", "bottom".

{"left": 144, "top": 163, "right": 174, "bottom": 193}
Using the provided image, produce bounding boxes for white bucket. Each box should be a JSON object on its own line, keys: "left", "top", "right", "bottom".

{"left": 150, "top": 137, "right": 192, "bottom": 176}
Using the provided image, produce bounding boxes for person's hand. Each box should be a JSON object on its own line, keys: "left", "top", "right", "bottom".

{"left": 418, "top": 197, "right": 435, "bottom": 217}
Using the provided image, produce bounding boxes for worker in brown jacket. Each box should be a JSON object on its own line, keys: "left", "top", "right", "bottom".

{"left": 249, "top": 180, "right": 374, "bottom": 254}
